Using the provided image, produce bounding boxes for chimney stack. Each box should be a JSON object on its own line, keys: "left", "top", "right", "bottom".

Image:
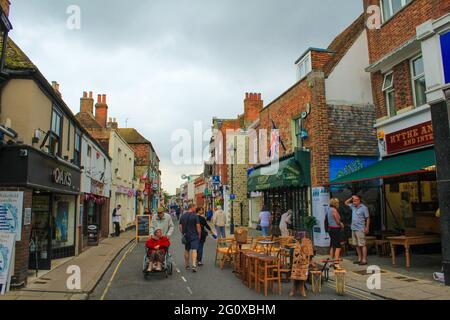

{"left": 52, "top": 81, "right": 61, "bottom": 97}
{"left": 80, "top": 91, "right": 94, "bottom": 114}
{"left": 95, "top": 93, "right": 108, "bottom": 128}
{"left": 244, "top": 92, "right": 263, "bottom": 122}
{"left": 107, "top": 116, "right": 118, "bottom": 130}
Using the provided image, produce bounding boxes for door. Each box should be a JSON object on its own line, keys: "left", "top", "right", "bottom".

{"left": 29, "top": 194, "right": 52, "bottom": 270}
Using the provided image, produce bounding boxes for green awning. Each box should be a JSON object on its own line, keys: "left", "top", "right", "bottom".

{"left": 330, "top": 148, "right": 436, "bottom": 185}
{"left": 248, "top": 157, "right": 309, "bottom": 192}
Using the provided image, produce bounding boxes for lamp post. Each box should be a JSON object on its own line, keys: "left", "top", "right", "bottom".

{"left": 228, "top": 145, "right": 237, "bottom": 235}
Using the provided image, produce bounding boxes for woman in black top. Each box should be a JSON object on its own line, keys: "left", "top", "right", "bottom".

{"left": 196, "top": 207, "right": 215, "bottom": 266}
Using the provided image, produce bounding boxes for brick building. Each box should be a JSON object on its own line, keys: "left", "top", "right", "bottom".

{"left": 331, "top": 0, "right": 449, "bottom": 281}
{"left": 247, "top": 14, "right": 379, "bottom": 245}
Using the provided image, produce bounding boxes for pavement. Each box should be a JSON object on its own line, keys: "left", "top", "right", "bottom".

{"left": 0, "top": 230, "right": 135, "bottom": 300}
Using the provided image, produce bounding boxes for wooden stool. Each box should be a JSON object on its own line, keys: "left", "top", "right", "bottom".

{"left": 310, "top": 270, "right": 322, "bottom": 294}
{"left": 240, "top": 250, "right": 252, "bottom": 285}
{"left": 247, "top": 252, "right": 264, "bottom": 290}
{"left": 256, "top": 255, "right": 281, "bottom": 297}
{"left": 335, "top": 269, "right": 346, "bottom": 296}
{"left": 375, "top": 240, "right": 390, "bottom": 257}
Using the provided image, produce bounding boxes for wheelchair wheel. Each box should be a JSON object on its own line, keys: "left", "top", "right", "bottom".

{"left": 167, "top": 262, "right": 173, "bottom": 275}
{"left": 143, "top": 255, "right": 148, "bottom": 274}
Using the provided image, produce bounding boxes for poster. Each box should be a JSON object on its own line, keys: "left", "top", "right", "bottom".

{"left": 56, "top": 202, "right": 69, "bottom": 242}
{"left": 312, "top": 187, "right": 330, "bottom": 248}
{"left": 0, "top": 233, "right": 15, "bottom": 295}
{"left": 0, "top": 192, "right": 24, "bottom": 241}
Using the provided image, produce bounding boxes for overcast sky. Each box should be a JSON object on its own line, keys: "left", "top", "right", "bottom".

{"left": 10, "top": 0, "right": 363, "bottom": 194}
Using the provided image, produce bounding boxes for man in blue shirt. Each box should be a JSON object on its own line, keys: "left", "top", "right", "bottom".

{"left": 345, "top": 195, "right": 370, "bottom": 266}
{"left": 179, "top": 204, "right": 201, "bottom": 272}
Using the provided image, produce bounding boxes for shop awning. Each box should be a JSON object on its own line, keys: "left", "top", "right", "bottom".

{"left": 329, "top": 148, "right": 436, "bottom": 185}
{"left": 248, "top": 157, "right": 309, "bottom": 192}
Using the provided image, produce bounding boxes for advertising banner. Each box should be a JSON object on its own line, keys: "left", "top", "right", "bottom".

{"left": 312, "top": 187, "right": 330, "bottom": 248}
{"left": 0, "top": 233, "right": 15, "bottom": 295}
{"left": 0, "top": 192, "right": 24, "bottom": 241}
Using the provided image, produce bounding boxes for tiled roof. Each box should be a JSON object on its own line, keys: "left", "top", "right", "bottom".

{"left": 75, "top": 112, "right": 102, "bottom": 129}
{"left": 0, "top": 37, "right": 36, "bottom": 71}
{"left": 117, "top": 128, "right": 150, "bottom": 144}
{"left": 323, "top": 13, "right": 366, "bottom": 76}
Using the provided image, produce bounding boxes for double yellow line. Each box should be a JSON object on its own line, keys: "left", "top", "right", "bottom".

{"left": 100, "top": 241, "right": 137, "bottom": 300}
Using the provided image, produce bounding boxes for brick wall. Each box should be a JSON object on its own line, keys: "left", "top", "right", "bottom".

{"left": 311, "top": 50, "right": 333, "bottom": 71}
{"left": 328, "top": 104, "right": 379, "bottom": 156}
{"left": 364, "top": 0, "right": 445, "bottom": 64}
{"left": 130, "top": 143, "right": 150, "bottom": 166}
{"left": 244, "top": 93, "right": 263, "bottom": 124}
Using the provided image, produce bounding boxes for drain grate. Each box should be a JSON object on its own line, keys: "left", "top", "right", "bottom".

{"left": 34, "top": 281, "right": 48, "bottom": 285}
{"left": 40, "top": 278, "right": 51, "bottom": 281}
{"left": 403, "top": 279, "right": 418, "bottom": 282}
{"left": 394, "top": 276, "right": 408, "bottom": 280}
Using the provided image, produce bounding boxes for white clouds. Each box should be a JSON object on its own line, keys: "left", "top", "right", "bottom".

{"left": 9, "top": 0, "right": 363, "bottom": 193}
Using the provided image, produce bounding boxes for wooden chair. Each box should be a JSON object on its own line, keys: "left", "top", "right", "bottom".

{"left": 276, "top": 247, "right": 292, "bottom": 282}
{"left": 215, "top": 238, "right": 236, "bottom": 269}
{"left": 375, "top": 240, "right": 391, "bottom": 257}
{"left": 256, "top": 255, "right": 282, "bottom": 296}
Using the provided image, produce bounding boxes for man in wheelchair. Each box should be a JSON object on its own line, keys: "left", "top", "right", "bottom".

{"left": 145, "top": 229, "right": 170, "bottom": 272}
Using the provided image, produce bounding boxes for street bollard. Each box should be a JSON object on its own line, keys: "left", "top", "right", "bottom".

{"left": 335, "top": 269, "right": 346, "bottom": 296}
{"left": 311, "top": 270, "right": 322, "bottom": 294}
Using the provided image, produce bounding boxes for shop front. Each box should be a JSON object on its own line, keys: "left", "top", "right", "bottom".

{"left": 247, "top": 151, "right": 311, "bottom": 231}
{"left": 330, "top": 119, "right": 439, "bottom": 244}
{"left": 81, "top": 178, "right": 109, "bottom": 249}
{"left": 0, "top": 145, "right": 81, "bottom": 273}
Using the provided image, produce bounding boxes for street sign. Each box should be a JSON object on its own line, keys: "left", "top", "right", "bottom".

{"left": 212, "top": 176, "right": 221, "bottom": 185}
{"left": 230, "top": 194, "right": 236, "bottom": 200}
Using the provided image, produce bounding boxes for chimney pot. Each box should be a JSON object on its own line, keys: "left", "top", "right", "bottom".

{"left": 258, "top": 93, "right": 261, "bottom": 100}
{"left": 97, "top": 94, "right": 102, "bottom": 103}
{"left": 83, "top": 91, "right": 87, "bottom": 98}
{"left": 245, "top": 93, "right": 249, "bottom": 100}
{"left": 89, "top": 91, "right": 93, "bottom": 99}
{"left": 102, "top": 94, "right": 107, "bottom": 104}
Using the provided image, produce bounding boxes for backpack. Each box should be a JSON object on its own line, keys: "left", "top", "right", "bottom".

{"left": 324, "top": 208, "right": 330, "bottom": 233}
{"left": 112, "top": 208, "right": 117, "bottom": 217}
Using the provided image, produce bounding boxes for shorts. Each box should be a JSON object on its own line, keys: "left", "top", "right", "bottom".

{"left": 352, "top": 231, "right": 366, "bottom": 247}
{"left": 328, "top": 228, "right": 342, "bottom": 249}
{"left": 185, "top": 238, "right": 200, "bottom": 251}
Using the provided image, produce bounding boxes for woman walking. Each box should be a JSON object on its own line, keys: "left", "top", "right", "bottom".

{"left": 327, "top": 198, "right": 344, "bottom": 269}
{"left": 258, "top": 206, "right": 272, "bottom": 237}
{"left": 196, "top": 207, "right": 216, "bottom": 266}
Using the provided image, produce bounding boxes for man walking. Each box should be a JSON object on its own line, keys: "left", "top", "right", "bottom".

{"left": 345, "top": 195, "right": 370, "bottom": 265}
{"left": 212, "top": 206, "right": 226, "bottom": 239}
{"left": 150, "top": 207, "right": 175, "bottom": 238}
{"left": 112, "top": 204, "right": 122, "bottom": 237}
{"left": 179, "top": 204, "right": 202, "bottom": 272}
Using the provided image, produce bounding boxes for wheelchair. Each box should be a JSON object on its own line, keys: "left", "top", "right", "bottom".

{"left": 142, "top": 247, "right": 173, "bottom": 279}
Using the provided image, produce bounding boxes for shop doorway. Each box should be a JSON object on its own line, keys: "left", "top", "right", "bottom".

{"left": 29, "top": 194, "right": 52, "bottom": 270}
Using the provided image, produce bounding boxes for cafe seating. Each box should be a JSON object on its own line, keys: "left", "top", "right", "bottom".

{"left": 256, "top": 255, "right": 281, "bottom": 296}
{"left": 215, "top": 237, "right": 236, "bottom": 269}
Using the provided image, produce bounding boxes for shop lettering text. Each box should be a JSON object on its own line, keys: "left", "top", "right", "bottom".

{"left": 52, "top": 168, "right": 72, "bottom": 187}
{"left": 386, "top": 121, "right": 434, "bottom": 154}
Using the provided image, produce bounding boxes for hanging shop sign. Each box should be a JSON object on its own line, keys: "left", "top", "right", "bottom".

{"left": 385, "top": 121, "right": 434, "bottom": 155}
{"left": 212, "top": 176, "right": 221, "bottom": 186}
{"left": 90, "top": 179, "right": 104, "bottom": 196}
{"left": 52, "top": 168, "right": 72, "bottom": 187}
{"left": 0, "top": 232, "right": 15, "bottom": 295}
{"left": 0, "top": 192, "right": 23, "bottom": 241}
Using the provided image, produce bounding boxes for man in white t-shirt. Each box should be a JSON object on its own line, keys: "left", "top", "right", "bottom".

{"left": 112, "top": 204, "right": 122, "bottom": 237}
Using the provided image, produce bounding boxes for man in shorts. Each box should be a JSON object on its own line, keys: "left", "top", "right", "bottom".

{"left": 179, "top": 204, "right": 201, "bottom": 272}
{"left": 345, "top": 195, "right": 370, "bottom": 266}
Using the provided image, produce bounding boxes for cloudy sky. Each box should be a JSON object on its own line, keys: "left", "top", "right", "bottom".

{"left": 10, "top": 0, "right": 363, "bottom": 194}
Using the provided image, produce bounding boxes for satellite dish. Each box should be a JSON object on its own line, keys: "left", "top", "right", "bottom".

{"left": 181, "top": 174, "right": 187, "bottom": 180}
{"left": 301, "top": 111, "right": 308, "bottom": 119}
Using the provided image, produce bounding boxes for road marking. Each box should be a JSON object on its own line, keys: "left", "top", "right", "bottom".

{"left": 324, "top": 282, "right": 376, "bottom": 300}
{"left": 186, "top": 286, "right": 193, "bottom": 295}
{"left": 181, "top": 276, "right": 187, "bottom": 282}
{"left": 100, "top": 241, "right": 137, "bottom": 300}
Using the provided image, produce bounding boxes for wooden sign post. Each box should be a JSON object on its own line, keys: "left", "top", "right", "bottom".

{"left": 136, "top": 215, "right": 151, "bottom": 243}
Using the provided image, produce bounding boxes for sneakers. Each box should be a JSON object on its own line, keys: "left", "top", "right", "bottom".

{"left": 198, "top": 262, "right": 204, "bottom": 266}
{"left": 192, "top": 265, "right": 197, "bottom": 273}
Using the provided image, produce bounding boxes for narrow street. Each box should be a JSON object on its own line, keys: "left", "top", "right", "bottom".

{"left": 89, "top": 221, "right": 370, "bottom": 300}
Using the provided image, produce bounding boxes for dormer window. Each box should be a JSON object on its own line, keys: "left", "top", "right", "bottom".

{"left": 296, "top": 52, "right": 312, "bottom": 81}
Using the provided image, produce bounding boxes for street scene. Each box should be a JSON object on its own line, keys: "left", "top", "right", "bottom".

{"left": 0, "top": 0, "right": 450, "bottom": 307}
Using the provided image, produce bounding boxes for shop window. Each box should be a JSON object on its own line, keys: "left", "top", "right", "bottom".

{"left": 411, "top": 55, "right": 427, "bottom": 107}
{"left": 51, "top": 195, "right": 76, "bottom": 258}
{"left": 381, "top": 0, "right": 413, "bottom": 22}
{"left": 382, "top": 72, "right": 396, "bottom": 117}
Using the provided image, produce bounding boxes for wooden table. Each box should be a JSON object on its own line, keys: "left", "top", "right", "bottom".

{"left": 387, "top": 235, "right": 441, "bottom": 268}
{"left": 257, "top": 240, "right": 277, "bottom": 255}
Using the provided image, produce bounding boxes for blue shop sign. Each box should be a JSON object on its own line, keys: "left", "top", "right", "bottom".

{"left": 212, "top": 176, "right": 221, "bottom": 185}
{"left": 441, "top": 31, "right": 450, "bottom": 84}
{"left": 329, "top": 156, "right": 378, "bottom": 182}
